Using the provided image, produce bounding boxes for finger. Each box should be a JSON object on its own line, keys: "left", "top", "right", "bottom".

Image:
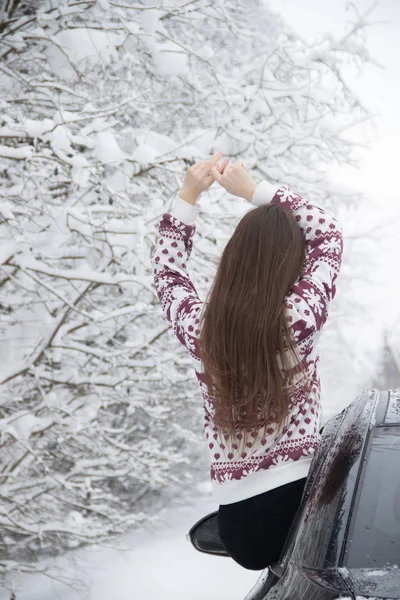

{"left": 208, "top": 151, "right": 224, "bottom": 165}
{"left": 209, "top": 158, "right": 228, "bottom": 177}
{"left": 206, "top": 152, "right": 224, "bottom": 168}
{"left": 209, "top": 165, "right": 222, "bottom": 182}
{"left": 218, "top": 158, "right": 230, "bottom": 173}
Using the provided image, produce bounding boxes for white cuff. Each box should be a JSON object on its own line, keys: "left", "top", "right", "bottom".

{"left": 170, "top": 195, "right": 202, "bottom": 225}
{"left": 251, "top": 180, "right": 282, "bottom": 206}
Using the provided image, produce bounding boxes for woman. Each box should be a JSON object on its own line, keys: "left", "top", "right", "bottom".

{"left": 151, "top": 152, "right": 343, "bottom": 570}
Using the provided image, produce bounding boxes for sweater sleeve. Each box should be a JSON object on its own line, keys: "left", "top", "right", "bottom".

{"left": 252, "top": 182, "right": 343, "bottom": 349}
{"left": 151, "top": 195, "right": 204, "bottom": 360}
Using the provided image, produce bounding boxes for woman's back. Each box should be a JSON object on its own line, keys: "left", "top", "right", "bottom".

{"left": 152, "top": 179, "right": 343, "bottom": 506}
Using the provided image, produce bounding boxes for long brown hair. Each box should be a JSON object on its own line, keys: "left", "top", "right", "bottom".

{"left": 199, "top": 202, "right": 309, "bottom": 450}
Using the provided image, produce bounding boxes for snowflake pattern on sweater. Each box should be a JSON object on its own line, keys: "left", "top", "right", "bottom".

{"left": 151, "top": 184, "right": 343, "bottom": 504}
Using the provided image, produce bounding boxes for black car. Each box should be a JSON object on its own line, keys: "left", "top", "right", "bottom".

{"left": 189, "top": 388, "right": 400, "bottom": 599}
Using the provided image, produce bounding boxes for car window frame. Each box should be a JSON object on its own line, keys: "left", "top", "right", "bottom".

{"left": 339, "top": 425, "right": 374, "bottom": 566}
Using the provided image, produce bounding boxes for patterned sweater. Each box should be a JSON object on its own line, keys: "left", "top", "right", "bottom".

{"left": 151, "top": 181, "right": 343, "bottom": 505}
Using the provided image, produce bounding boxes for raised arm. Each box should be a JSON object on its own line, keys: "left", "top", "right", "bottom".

{"left": 151, "top": 196, "right": 204, "bottom": 361}
{"left": 151, "top": 152, "right": 227, "bottom": 359}
{"left": 252, "top": 182, "right": 343, "bottom": 347}
{"left": 151, "top": 153, "right": 226, "bottom": 360}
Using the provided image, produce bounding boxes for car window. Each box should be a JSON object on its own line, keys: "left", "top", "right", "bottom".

{"left": 346, "top": 426, "right": 400, "bottom": 569}
{"left": 276, "top": 414, "right": 345, "bottom": 572}
{"left": 292, "top": 393, "right": 374, "bottom": 570}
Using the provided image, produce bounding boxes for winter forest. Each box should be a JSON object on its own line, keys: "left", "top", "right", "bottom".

{"left": 0, "top": 0, "right": 399, "bottom": 598}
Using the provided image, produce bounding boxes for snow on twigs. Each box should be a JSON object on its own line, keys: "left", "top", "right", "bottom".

{"left": 0, "top": 144, "right": 33, "bottom": 160}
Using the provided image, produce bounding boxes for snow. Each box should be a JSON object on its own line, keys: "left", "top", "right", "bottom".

{"left": 139, "top": 8, "right": 164, "bottom": 35}
{"left": 51, "top": 126, "right": 73, "bottom": 155}
{"left": 15, "top": 256, "right": 154, "bottom": 290}
{"left": 124, "top": 21, "right": 140, "bottom": 36}
{"left": 24, "top": 118, "right": 54, "bottom": 138}
{"left": 7, "top": 413, "right": 53, "bottom": 440}
{"left": 2, "top": 498, "right": 259, "bottom": 600}
{"left": 0, "top": 202, "right": 15, "bottom": 221}
{"left": 153, "top": 40, "right": 189, "bottom": 78}
{"left": 70, "top": 154, "right": 90, "bottom": 187}
{"left": 94, "top": 132, "right": 127, "bottom": 164}
{"left": 135, "top": 7, "right": 189, "bottom": 77}
{"left": 130, "top": 130, "right": 199, "bottom": 165}
{"left": 138, "top": 130, "right": 181, "bottom": 156}
{"left": 131, "top": 141, "right": 160, "bottom": 165}
{"left": 45, "top": 29, "right": 124, "bottom": 80}
{"left": 0, "top": 145, "right": 33, "bottom": 160}
{"left": 64, "top": 511, "right": 85, "bottom": 531}
{"left": 0, "top": 242, "right": 18, "bottom": 264}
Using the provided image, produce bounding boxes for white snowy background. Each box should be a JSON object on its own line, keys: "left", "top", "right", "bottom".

{"left": 0, "top": 0, "right": 399, "bottom": 599}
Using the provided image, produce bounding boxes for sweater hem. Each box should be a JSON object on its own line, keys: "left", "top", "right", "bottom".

{"left": 212, "top": 457, "right": 313, "bottom": 505}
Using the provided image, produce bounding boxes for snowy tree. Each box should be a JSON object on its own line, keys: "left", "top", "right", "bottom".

{"left": 0, "top": 0, "right": 382, "bottom": 585}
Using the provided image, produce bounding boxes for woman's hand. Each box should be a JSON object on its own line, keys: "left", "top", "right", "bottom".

{"left": 179, "top": 152, "right": 224, "bottom": 205}
{"left": 210, "top": 159, "right": 257, "bottom": 202}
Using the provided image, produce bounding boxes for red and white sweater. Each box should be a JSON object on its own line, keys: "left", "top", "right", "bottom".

{"left": 151, "top": 181, "right": 343, "bottom": 505}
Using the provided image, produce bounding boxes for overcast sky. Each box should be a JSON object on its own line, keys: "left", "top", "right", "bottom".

{"left": 270, "top": 0, "right": 400, "bottom": 333}
{"left": 273, "top": 0, "right": 399, "bottom": 201}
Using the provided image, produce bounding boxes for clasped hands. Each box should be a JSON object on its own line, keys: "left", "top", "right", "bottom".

{"left": 179, "top": 152, "right": 257, "bottom": 206}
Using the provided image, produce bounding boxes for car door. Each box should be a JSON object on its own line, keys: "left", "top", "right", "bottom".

{"left": 244, "top": 408, "right": 347, "bottom": 600}
{"left": 265, "top": 390, "right": 379, "bottom": 600}
{"left": 264, "top": 411, "right": 346, "bottom": 600}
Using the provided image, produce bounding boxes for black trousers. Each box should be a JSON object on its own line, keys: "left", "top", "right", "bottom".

{"left": 217, "top": 477, "right": 306, "bottom": 571}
